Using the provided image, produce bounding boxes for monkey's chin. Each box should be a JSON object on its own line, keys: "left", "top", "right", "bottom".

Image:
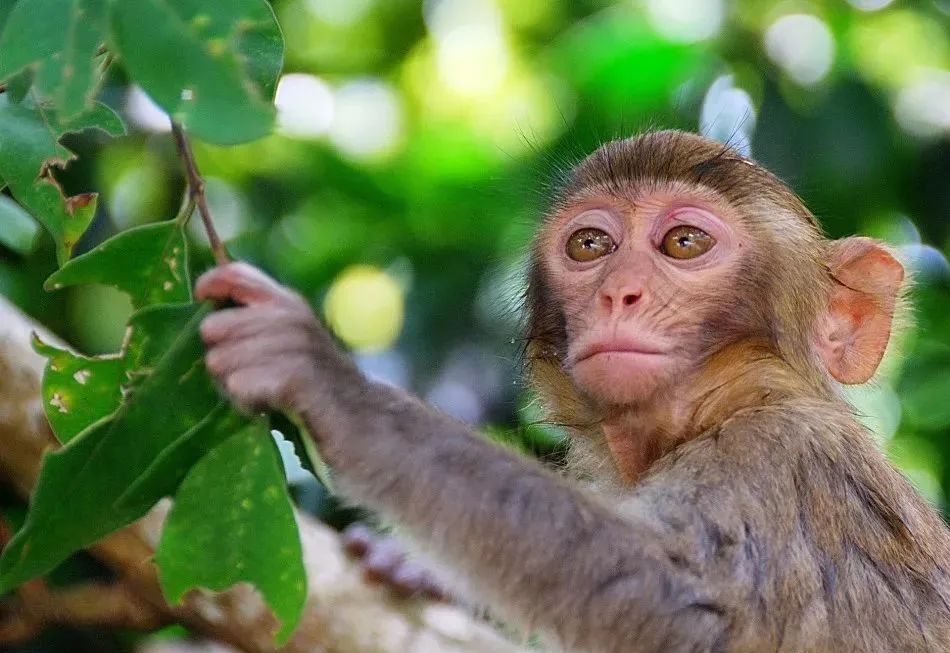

{"left": 571, "top": 351, "right": 675, "bottom": 407}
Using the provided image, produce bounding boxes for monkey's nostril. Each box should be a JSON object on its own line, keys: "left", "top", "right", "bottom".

{"left": 622, "top": 293, "right": 638, "bottom": 306}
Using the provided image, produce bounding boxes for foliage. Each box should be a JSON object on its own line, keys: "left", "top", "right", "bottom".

{"left": 0, "top": 0, "right": 306, "bottom": 644}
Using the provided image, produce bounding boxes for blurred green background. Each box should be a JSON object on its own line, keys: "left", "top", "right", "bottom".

{"left": 4, "top": 0, "right": 950, "bottom": 526}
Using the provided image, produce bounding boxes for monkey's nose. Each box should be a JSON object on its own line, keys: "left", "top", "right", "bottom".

{"left": 599, "top": 286, "right": 643, "bottom": 314}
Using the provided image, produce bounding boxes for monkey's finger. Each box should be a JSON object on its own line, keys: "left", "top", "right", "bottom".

{"left": 221, "top": 365, "right": 288, "bottom": 412}
{"left": 342, "top": 524, "right": 375, "bottom": 558}
{"left": 362, "top": 538, "right": 406, "bottom": 583}
{"left": 200, "top": 305, "right": 309, "bottom": 345}
{"left": 205, "top": 335, "right": 313, "bottom": 378}
{"left": 196, "top": 262, "right": 293, "bottom": 307}
{"left": 388, "top": 563, "right": 429, "bottom": 598}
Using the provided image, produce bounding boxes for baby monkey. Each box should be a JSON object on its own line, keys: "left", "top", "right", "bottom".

{"left": 196, "top": 130, "right": 950, "bottom": 652}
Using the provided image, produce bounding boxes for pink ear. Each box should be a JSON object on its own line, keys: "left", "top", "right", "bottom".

{"left": 818, "top": 238, "right": 904, "bottom": 384}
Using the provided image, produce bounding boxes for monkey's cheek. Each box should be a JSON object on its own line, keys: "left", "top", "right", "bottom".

{"left": 571, "top": 352, "right": 673, "bottom": 404}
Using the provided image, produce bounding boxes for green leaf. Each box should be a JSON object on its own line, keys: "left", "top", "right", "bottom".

{"left": 0, "top": 98, "right": 125, "bottom": 264}
{"left": 108, "top": 0, "right": 283, "bottom": 145}
{"left": 0, "top": 193, "right": 39, "bottom": 253}
{"left": 274, "top": 410, "right": 334, "bottom": 492}
{"left": 30, "top": 301, "right": 197, "bottom": 446}
{"left": 32, "top": 335, "right": 124, "bottom": 443}
{"left": 124, "top": 302, "right": 201, "bottom": 372}
{"left": 114, "top": 402, "right": 245, "bottom": 509}
{"left": 0, "top": 303, "right": 220, "bottom": 591}
{"left": 45, "top": 220, "right": 191, "bottom": 309}
{"left": 157, "top": 424, "right": 306, "bottom": 644}
{"left": 5, "top": 69, "right": 35, "bottom": 104}
{"left": 0, "top": 2, "right": 15, "bottom": 30}
{"left": 0, "top": 0, "right": 109, "bottom": 120}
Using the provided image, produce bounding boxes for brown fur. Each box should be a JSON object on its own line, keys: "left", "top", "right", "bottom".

{"left": 197, "top": 130, "right": 950, "bottom": 653}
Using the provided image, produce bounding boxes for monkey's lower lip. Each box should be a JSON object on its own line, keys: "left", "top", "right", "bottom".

{"left": 573, "top": 346, "right": 667, "bottom": 364}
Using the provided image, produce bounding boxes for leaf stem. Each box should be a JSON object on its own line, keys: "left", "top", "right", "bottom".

{"left": 173, "top": 195, "right": 197, "bottom": 226}
{"left": 170, "top": 121, "right": 229, "bottom": 266}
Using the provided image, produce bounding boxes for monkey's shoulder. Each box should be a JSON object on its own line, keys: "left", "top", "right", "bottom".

{"left": 626, "top": 401, "right": 950, "bottom": 648}
{"left": 664, "top": 400, "right": 946, "bottom": 540}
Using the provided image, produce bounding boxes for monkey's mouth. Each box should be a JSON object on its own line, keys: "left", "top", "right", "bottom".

{"left": 571, "top": 340, "right": 668, "bottom": 366}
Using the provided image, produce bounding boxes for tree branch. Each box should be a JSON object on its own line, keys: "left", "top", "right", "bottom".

{"left": 0, "top": 578, "right": 170, "bottom": 645}
{"left": 0, "top": 295, "right": 528, "bottom": 653}
{"left": 170, "top": 122, "right": 229, "bottom": 266}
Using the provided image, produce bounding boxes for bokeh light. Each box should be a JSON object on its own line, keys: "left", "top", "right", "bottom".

{"left": 764, "top": 14, "right": 835, "bottom": 85}
{"left": 124, "top": 85, "right": 171, "bottom": 133}
{"left": 699, "top": 75, "right": 756, "bottom": 156}
{"left": 848, "top": 11, "right": 949, "bottom": 89}
{"left": 847, "top": 0, "right": 896, "bottom": 11}
{"left": 894, "top": 70, "right": 950, "bottom": 137}
{"left": 323, "top": 265, "right": 405, "bottom": 352}
{"left": 328, "top": 79, "right": 404, "bottom": 160}
{"left": 275, "top": 73, "right": 335, "bottom": 139}
{"left": 305, "top": 0, "right": 375, "bottom": 26}
{"left": 646, "top": 0, "right": 725, "bottom": 43}
{"left": 428, "top": 0, "right": 511, "bottom": 98}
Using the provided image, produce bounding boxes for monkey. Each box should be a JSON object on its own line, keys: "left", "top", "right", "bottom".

{"left": 195, "top": 130, "right": 950, "bottom": 652}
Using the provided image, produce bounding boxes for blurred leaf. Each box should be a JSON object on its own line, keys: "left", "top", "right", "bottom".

{"left": 549, "top": 10, "right": 706, "bottom": 114}
{"left": 5, "top": 69, "right": 35, "bottom": 104}
{"left": 0, "top": 193, "right": 39, "bottom": 253}
{"left": 901, "top": 348, "right": 950, "bottom": 431}
{"left": 46, "top": 220, "right": 191, "bottom": 308}
{"left": 32, "top": 335, "right": 124, "bottom": 443}
{"left": 0, "top": 0, "right": 109, "bottom": 119}
{"left": 0, "top": 2, "right": 14, "bottom": 30}
{"left": 0, "top": 98, "right": 124, "bottom": 264}
{"left": 848, "top": 11, "right": 950, "bottom": 90}
{"left": 108, "top": 0, "right": 283, "bottom": 145}
{"left": 157, "top": 423, "right": 306, "bottom": 644}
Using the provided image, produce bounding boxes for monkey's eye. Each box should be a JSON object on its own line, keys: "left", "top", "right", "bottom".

{"left": 659, "top": 225, "right": 716, "bottom": 260}
{"left": 566, "top": 228, "right": 616, "bottom": 262}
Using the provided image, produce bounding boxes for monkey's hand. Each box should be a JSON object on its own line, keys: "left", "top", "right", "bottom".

{"left": 343, "top": 524, "right": 453, "bottom": 601}
{"left": 195, "top": 262, "right": 364, "bottom": 419}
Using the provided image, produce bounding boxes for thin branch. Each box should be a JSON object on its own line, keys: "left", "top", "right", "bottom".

{"left": 170, "top": 121, "right": 229, "bottom": 266}
{"left": 0, "top": 581, "right": 170, "bottom": 644}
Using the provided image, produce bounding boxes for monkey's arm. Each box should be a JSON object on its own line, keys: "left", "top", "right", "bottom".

{"left": 313, "top": 381, "right": 769, "bottom": 652}
{"left": 196, "top": 263, "right": 768, "bottom": 652}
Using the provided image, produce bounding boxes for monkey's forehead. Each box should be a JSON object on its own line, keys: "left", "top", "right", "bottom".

{"left": 553, "top": 130, "right": 819, "bottom": 231}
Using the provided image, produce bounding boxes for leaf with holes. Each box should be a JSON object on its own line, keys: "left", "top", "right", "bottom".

{"left": 45, "top": 220, "right": 191, "bottom": 309}
{"left": 0, "top": 303, "right": 221, "bottom": 592}
{"left": 0, "top": 98, "right": 124, "bottom": 264}
{"left": 108, "top": 0, "right": 283, "bottom": 145}
{"left": 32, "top": 336, "right": 124, "bottom": 443}
{"left": 0, "top": 0, "right": 109, "bottom": 120}
{"left": 157, "top": 423, "right": 306, "bottom": 644}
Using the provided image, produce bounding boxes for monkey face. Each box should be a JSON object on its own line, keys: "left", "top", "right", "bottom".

{"left": 540, "top": 190, "right": 746, "bottom": 407}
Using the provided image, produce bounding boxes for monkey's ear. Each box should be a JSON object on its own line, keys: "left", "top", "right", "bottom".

{"left": 818, "top": 238, "right": 904, "bottom": 384}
